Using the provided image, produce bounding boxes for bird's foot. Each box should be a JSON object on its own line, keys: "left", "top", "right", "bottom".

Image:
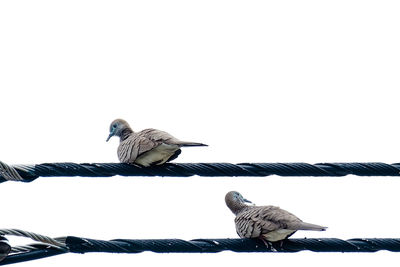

{"left": 258, "top": 238, "right": 277, "bottom": 252}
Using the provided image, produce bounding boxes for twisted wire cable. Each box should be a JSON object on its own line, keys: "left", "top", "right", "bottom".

{"left": 0, "top": 229, "right": 67, "bottom": 251}
{"left": 0, "top": 237, "right": 10, "bottom": 263}
{"left": 0, "top": 162, "right": 24, "bottom": 181}
{"left": 3, "top": 233, "right": 400, "bottom": 265}
{"left": 63, "top": 236, "right": 400, "bottom": 253}
{"left": 0, "top": 229, "right": 68, "bottom": 265}
{"left": 1, "top": 161, "right": 400, "bottom": 183}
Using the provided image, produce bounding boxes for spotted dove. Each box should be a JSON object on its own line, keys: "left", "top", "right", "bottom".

{"left": 106, "top": 119, "right": 207, "bottom": 167}
{"left": 225, "top": 191, "right": 327, "bottom": 242}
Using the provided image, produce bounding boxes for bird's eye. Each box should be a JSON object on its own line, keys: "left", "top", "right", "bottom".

{"left": 113, "top": 124, "right": 117, "bottom": 128}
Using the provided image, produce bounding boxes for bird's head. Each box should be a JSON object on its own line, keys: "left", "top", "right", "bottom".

{"left": 225, "top": 191, "right": 253, "bottom": 206}
{"left": 106, "top": 118, "right": 131, "bottom": 142}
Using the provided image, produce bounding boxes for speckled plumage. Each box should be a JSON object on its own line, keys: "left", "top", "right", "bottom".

{"left": 225, "top": 191, "right": 327, "bottom": 242}
{"left": 107, "top": 119, "right": 207, "bottom": 167}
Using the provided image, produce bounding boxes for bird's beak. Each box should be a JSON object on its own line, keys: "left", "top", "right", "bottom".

{"left": 243, "top": 198, "right": 253, "bottom": 204}
{"left": 106, "top": 133, "right": 113, "bottom": 142}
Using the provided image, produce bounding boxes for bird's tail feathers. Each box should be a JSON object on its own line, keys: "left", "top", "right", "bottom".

{"left": 297, "top": 222, "right": 327, "bottom": 231}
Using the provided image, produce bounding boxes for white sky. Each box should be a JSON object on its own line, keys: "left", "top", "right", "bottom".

{"left": 1, "top": 0, "right": 400, "bottom": 266}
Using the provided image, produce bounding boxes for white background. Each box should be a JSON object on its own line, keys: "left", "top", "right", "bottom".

{"left": 1, "top": 0, "right": 400, "bottom": 266}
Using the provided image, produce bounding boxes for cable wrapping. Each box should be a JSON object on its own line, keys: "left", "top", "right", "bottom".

{"left": 2, "top": 162, "right": 400, "bottom": 183}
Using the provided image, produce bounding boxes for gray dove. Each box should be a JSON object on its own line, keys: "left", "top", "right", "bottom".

{"left": 106, "top": 119, "right": 207, "bottom": 167}
{"left": 225, "top": 191, "right": 327, "bottom": 243}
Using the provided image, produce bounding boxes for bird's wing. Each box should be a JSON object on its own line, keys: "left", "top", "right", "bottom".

{"left": 256, "top": 206, "right": 307, "bottom": 231}
{"left": 235, "top": 206, "right": 302, "bottom": 238}
{"left": 256, "top": 206, "right": 326, "bottom": 232}
{"left": 117, "top": 133, "right": 161, "bottom": 163}
{"left": 139, "top": 128, "right": 207, "bottom": 147}
{"left": 138, "top": 128, "right": 182, "bottom": 145}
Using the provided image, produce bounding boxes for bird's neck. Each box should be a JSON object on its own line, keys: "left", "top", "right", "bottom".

{"left": 227, "top": 201, "right": 249, "bottom": 215}
{"left": 120, "top": 127, "right": 134, "bottom": 141}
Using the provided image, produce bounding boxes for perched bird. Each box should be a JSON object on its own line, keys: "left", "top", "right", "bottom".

{"left": 225, "top": 191, "right": 327, "bottom": 243}
{"left": 106, "top": 118, "right": 207, "bottom": 167}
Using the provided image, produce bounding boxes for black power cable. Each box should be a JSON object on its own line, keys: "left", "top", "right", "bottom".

{"left": 2, "top": 162, "right": 400, "bottom": 183}
{"left": 2, "top": 237, "right": 400, "bottom": 265}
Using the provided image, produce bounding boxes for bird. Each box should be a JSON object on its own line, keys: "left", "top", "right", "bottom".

{"left": 106, "top": 118, "right": 207, "bottom": 167}
{"left": 225, "top": 191, "right": 327, "bottom": 244}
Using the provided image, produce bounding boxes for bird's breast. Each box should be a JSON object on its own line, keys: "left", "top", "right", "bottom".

{"left": 262, "top": 229, "right": 296, "bottom": 242}
{"left": 135, "top": 143, "right": 180, "bottom": 167}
